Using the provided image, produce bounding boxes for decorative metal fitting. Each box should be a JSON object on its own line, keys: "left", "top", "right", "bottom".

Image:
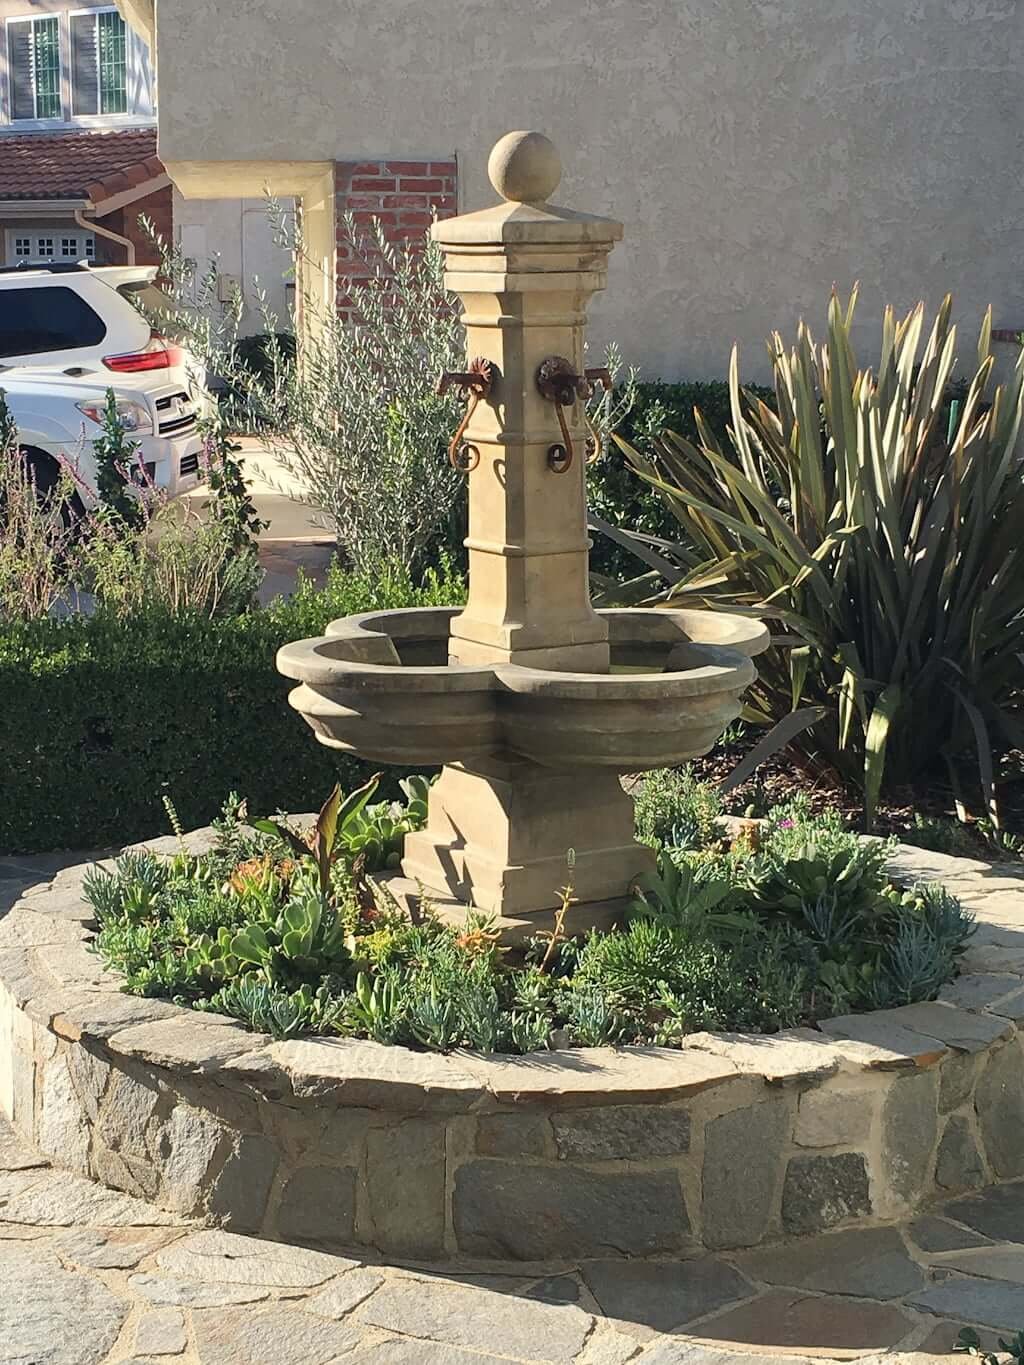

{"left": 536, "top": 358, "right": 613, "bottom": 473}
{"left": 438, "top": 357, "right": 493, "bottom": 473}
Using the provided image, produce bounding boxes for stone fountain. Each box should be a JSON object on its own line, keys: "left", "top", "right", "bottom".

{"left": 278, "top": 131, "right": 768, "bottom": 934}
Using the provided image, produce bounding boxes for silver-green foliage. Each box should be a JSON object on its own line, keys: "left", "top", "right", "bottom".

{"left": 612, "top": 291, "right": 1024, "bottom": 826}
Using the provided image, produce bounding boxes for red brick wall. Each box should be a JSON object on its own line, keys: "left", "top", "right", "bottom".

{"left": 96, "top": 182, "right": 173, "bottom": 267}
{"left": 334, "top": 158, "right": 457, "bottom": 320}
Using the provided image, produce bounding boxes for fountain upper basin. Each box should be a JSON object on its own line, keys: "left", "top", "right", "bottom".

{"left": 277, "top": 606, "right": 770, "bottom": 770}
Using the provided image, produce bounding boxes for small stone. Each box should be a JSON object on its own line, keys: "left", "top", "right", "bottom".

{"left": 944, "top": 1183, "right": 1024, "bottom": 1244}
{"left": 129, "top": 1273, "right": 270, "bottom": 1307}
{"left": 463, "top": 1046, "right": 737, "bottom": 1108}
{"left": 988, "top": 986, "right": 1024, "bottom": 1021}
{"left": 0, "top": 1166, "right": 179, "bottom": 1226}
{"left": 525, "top": 1274, "right": 581, "bottom": 1304}
{"left": 698, "top": 1289, "right": 914, "bottom": 1352}
{"left": 0, "top": 1113, "right": 46, "bottom": 1171}
{"left": 315, "top": 1108, "right": 372, "bottom": 1164}
{"left": 50, "top": 993, "right": 181, "bottom": 1043}
{"left": 929, "top": 1246, "right": 1024, "bottom": 1284}
{"left": 365, "top": 1117, "right": 445, "bottom": 1256}
{"left": 794, "top": 1088, "right": 872, "bottom": 1148}
{"left": 976, "top": 1040, "right": 1024, "bottom": 1177}
{"left": 157, "top": 1229, "right": 347, "bottom": 1288}
{"left": 939, "top": 1051, "right": 980, "bottom": 1113}
{"left": 207, "top": 1132, "right": 278, "bottom": 1233}
{"left": 192, "top": 1303, "right": 363, "bottom": 1365}
{"left": 702, "top": 1099, "right": 789, "bottom": 1248}
{"left": 476, "top": 1111, "right": 551, "bottom": 1157}
{"left": 65, "top": 1044, "right": 110, "bottom": 1123}
{"left": 883, "top": 1069, "right": 939, "bottom": 1203}
{"left": 908, "top": 1215, "right": 992, "bottom": 1252}
{"left": 277, "top": 1164, "right": 356, "bottom": 1246}
{"left": 109, "top": 1016, "right": 268, "bottom": 1071}
{"left": 879, "top": 1002, "right": 1012, "bottom": 1053}
{"left": 2, "top": 1243, "right": 128, "bottom": 1365}
{"left": 682, "top": 1029, "right": 840, "bottom": 1085}
{"left": 453, "top": 1159, "right": 689, "bottom": 1259}
{"left": 342, "top": 1343, "right": 510, "bottom": 1365}
{"left": 577, "top": 1325, "right": 644, "bottom": 1365}
{"left": 97, "top": 1070, "right": 160, "bottom": 1158}
{"left": 551, "top": 1104, "right": 690, "bottom": 1161}
{"left": 936, "top": 1115, "right": 986, "bottom": 1191}
{"left": 306, "top": 1268, "right": 385, "bottom": 1318}
{"left": 36, "top": 1053, "right": 90, "bottom": 1173}
{"left": 818, "top": 1013, "right": 947, "bottom": 1068}
{"left": 357, "top": 1276, "right": 593, "bottom": 1363}
{"left": 915, "top": 1322, "right": 1004, "bottom": 1356}
{"left": 155, "top": 1105, "right": 224, "bottom": 1215}
{"left": 55, "top": 1227, "right": 178, "bottom": 1270}
{"left": 638, "top": 1347, "right": 818, "bottom": 1365}
{"left": 781, "top": 1152, "right": 871, "bottom": 1233}
{"left": 734, "top": 1227, "right": 924, "bottom": 1299}
{"left": 267, "top": 1035, "right": 485, "bottom": 1109}
{"left": 582, "top": 1258, "right": 752, "bottom": 1332}
{"left": 907, "top": 1276, "right": 1024, "bottom": 1330}
{"left": 136, "top": 1307, "right": 187, "bottom": 1356}
{"left": 938, "top": 974, "right": 1024, "bottom": 1012}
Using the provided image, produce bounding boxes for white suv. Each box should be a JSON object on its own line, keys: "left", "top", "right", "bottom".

{"left": 0, "top": 262, "right": 206, "bottom": 508}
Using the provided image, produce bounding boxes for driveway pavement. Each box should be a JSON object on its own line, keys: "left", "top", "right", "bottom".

{"left": 185, "top": 438, "right": 336, "bottom": 603}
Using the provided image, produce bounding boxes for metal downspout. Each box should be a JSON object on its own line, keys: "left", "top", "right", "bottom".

{"left": 75, "top": 209, "right": 136, "bottom": 265}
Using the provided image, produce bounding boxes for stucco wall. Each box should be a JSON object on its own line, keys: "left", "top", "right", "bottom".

{"left": 151, "top": 0, "right": 1024, "bottom": 380}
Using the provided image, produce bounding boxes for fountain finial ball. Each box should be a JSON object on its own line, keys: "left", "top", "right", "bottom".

{"left": 488, "top": 131, "right": 562, "bottom": 204}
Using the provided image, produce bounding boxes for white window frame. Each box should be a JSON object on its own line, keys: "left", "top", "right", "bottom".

{"left": 4, "top": 13, "right": 64, "bottom": 125}
{"left": 69, "top": 6, "right": 128, "bottom": 118}
{"left": 1, "top": 8, "right": 155, "bottom": 131}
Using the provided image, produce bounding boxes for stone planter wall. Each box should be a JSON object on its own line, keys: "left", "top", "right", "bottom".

{"left": 3, "top": 838, "right": 1024, "bottom": 1263}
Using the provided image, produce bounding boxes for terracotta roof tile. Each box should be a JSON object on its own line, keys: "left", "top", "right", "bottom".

{"left": 0, "top": 128, "right": 161, "bottom": 202}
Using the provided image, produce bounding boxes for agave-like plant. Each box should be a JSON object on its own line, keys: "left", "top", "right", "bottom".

{"left": 610, "top": 290, "right": 1024, "bottom": 827}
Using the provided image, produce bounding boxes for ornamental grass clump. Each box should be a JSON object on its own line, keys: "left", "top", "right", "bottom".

{"left": 85, "top": 772, "right": 974, "bottom": 1053}
{"left": 612, "top": 290, "right": 1024, "bottom": 828}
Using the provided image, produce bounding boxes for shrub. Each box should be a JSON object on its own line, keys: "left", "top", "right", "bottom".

{"left": 85, "top": 771, "right": 972, "bottom": 1051}
{"left": 588, "top": 379, "right": 771, "bottom": 579}
{"left": 0, "top": 401, "right": 81, "bottom": 623}
{"left": 0, "top": 560, "right": 462, "bottom": 853}
{"left": 614, "top": 291, "right": 1024, "bottom": 826}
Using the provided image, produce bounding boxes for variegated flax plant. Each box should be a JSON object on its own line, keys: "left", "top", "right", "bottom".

{"left": 611, "top": 290, "right": 1024, "bottom": 829}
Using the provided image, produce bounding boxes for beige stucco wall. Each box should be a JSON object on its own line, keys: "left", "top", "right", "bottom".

{"left": 150, "top": 0, "right": 1023, "bottom": 380}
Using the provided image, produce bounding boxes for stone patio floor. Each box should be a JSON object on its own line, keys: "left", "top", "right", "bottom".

{"left": 6, "top": 854, "right": 1024, "bottom": 1365}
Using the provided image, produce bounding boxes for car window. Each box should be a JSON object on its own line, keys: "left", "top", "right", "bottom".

{"left": 0, "top": 286, "right": 107, "bottom": 358}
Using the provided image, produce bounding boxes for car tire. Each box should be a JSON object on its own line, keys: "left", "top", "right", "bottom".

{"left": 17, "top": 446, "right": 86, "bottom": 526}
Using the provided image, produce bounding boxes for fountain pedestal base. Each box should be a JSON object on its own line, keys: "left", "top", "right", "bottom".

{"left": 401, "top": 760, "right": 655, "bottom": 921}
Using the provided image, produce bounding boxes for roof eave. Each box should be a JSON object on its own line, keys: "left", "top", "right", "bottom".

{"left": 0, "top": 198, "right": 91, "bottom": 216}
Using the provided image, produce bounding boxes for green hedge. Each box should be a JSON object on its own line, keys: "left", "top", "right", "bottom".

{"left": 0, "top": 565, "right": 461, "bottom": 854}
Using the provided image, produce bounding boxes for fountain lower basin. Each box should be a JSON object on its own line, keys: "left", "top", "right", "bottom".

{"left": 277, "top": 606, "right": 769, "bottom": 771}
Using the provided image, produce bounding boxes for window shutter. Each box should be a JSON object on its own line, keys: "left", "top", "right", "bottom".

{"left": 97, "top": 11, "right": 127, "bottom": 115}
{"left": 71, "top": 13, "right": 99, "bottom": 116}
{"left": 7, "top": 20, "right": 36, "bottom": 121}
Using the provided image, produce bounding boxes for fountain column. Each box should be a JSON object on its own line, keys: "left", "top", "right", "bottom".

{"left": 440, "top": 130, "right": 620, "bottom": 672}
{"left": 402, "top": 132, "right": 653, "bottom": 924}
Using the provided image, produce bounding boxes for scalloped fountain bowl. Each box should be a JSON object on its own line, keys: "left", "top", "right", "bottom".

{"left": 277, "top": 606, "right": 770, "bottom": 771}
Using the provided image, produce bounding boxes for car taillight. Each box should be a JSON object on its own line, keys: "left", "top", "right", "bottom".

{"left": 102, "top": 333, "right": 184, "bottom": 373}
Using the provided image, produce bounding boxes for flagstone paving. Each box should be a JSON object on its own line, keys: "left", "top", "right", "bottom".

{"left": 5, "top": 1111, "right": 1024, "bottom": 1365}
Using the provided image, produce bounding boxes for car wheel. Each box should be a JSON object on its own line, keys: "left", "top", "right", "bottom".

{"left": 17, "top": 447, "right": 86, "bottom": 527}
